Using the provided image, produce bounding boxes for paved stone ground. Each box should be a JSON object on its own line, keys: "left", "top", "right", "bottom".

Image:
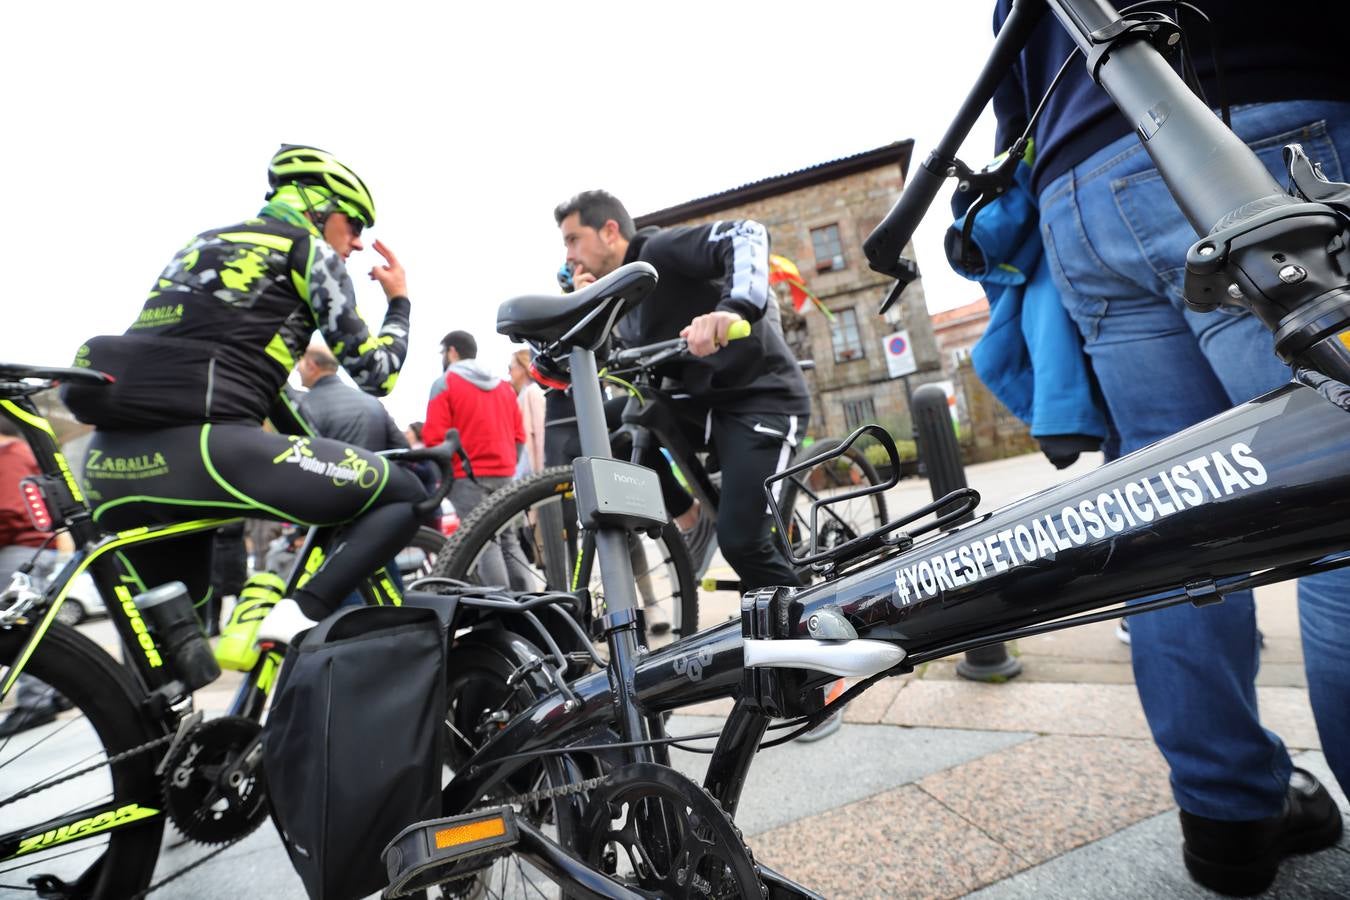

{"left": 5, "top": 450, "right": 1348, "bottom": 898}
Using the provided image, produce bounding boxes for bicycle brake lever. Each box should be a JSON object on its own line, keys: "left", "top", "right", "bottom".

{"left": 1286, "top": 144, "right": 1350, "bottom": 220}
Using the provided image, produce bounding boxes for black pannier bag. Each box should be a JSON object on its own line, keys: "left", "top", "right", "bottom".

{"left": 263, "top": 604, "right": 447, "bottom": 900}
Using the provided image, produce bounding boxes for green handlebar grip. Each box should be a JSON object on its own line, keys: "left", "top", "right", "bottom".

{"left": 727, "top": 320, "right": 752, "bottom": 341}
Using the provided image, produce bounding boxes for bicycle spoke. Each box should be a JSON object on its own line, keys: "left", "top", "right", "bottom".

{"left": 0, "top": 837, "right": 110, "bottom": 877}
{"left": 2, "top": 748, "right": 111, "bottom": 805}
{"left": 0, "top": 712, "right": 90, "bottom": 773}
{"left": 518, "top": 859, "right": 553, "bottom": 900}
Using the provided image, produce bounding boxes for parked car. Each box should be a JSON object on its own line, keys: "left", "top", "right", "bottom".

{"left": 54, "top": 571, "right": 106, "bottom": 626}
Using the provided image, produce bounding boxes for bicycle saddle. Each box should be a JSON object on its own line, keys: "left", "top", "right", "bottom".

{"left": 0, "top": 361, "right": 113, "bottom": 387}
{"left": 496, "top": 261, "right": 657, "bottom": 350}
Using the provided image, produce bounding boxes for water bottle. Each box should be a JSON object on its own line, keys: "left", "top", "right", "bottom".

{"left": 133, "top": 582, "right": 220, "bottom": 691}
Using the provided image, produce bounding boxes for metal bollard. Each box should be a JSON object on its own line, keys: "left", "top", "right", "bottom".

{"left": 910, "top": 384, "right": 1023, "bottom": 683}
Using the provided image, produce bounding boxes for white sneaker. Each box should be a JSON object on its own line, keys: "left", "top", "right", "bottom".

{"left": 256, "top": 598, "right": 317, "bottom": 646}
{"left": 1115, "top": 619, "right": 1131, "bottom": 645}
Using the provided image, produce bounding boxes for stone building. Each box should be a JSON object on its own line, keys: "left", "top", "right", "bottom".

{"left": 931, "top": 297, "right": 990, "bottom": 376}
{"left": 634, "top": 142, "right": 944, "bottom": 441}
{"left": 930, "top": 299, "right": 1038, "bottom": 462}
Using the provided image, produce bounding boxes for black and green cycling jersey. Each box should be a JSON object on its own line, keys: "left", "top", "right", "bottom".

{"left": 63, "top": 202, "right": 409, "bottom": 429}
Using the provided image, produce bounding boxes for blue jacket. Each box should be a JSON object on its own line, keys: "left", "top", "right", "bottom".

{"left": 945, "top": 160, "right": 1109, "bottom": 440}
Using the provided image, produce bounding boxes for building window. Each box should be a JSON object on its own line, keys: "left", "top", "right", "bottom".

{"left": 832, "top": 307, "right": 865, "bottom": 363}
{"left": 843, "top": 397, "right": 877, "bottom": 433}
{"left": 811, "top": 224, "right": 845, "bottom": 272}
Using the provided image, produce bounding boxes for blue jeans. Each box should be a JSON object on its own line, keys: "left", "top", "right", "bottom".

{"left": 1039, "top": 99, "right": 1350, "bottom": 820}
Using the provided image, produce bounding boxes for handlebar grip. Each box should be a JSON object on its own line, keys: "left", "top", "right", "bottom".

{"left": 863, "top": 158, "right": 947, "bottom": 277}
{"left": 727, "top": 319, "right": 752, "bottom": 341}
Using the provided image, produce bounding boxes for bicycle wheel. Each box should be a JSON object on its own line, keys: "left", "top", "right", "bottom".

{"left": 777, "top": 437, "right": 890, "bottom": 560}
{"left": 431, "top": 467, "right": 698, "bottom": 644}
{"left": 440, "top": 633, "right": 598, "bottom": 900}
{"left": 0, "top": 622, "right": 165, "bottom": 899}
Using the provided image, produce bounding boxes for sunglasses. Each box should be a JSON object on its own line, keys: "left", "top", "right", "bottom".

{"left": 346, "top": 215, "right": 365, "bottom": 238}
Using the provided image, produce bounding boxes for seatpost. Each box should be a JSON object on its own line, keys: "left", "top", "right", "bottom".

{"left": 568, "top": 345, "right": 655, "bottom": 759}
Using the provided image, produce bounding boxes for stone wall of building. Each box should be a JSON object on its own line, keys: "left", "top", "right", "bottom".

{"left": 644, "top": 159, "right": 944, "bottom": 442}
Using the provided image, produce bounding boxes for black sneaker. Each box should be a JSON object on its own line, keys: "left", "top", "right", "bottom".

{"left": 1180, "top": 768, "right": 1343, "bottom": 896}
{"left": 679, "top": 511, "right": 719, "bottom": 582}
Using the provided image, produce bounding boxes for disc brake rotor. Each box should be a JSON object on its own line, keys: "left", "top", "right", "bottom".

{"left": 579, "top": 762, "right": 764, "bottom": 899}
{"left": 161, "top": 715, "right": 268, "bottom": 845}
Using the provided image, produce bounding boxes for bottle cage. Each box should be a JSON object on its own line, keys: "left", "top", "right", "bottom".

{"left": 763, "top": 424, "right": 981, "bottom": 575}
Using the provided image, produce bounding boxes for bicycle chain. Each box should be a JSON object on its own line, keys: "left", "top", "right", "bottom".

{"left": 0, "top": 732, "right": 173, "bottom": 809}
{"left": 2, "top": 728, "right": 238, "bottom": 899}
{"left": 497, "top": 772, "right": 611, "bottom": 809}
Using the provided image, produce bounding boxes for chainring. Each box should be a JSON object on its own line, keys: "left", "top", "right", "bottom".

{"left": 579, "top": 762, "right": 765, "bottom": 899}
{"left": 161, "top": 715, "right": 269, "bottom": 845}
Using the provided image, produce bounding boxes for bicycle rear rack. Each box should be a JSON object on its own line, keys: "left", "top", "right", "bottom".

{"left": 764, "top": 424, "right": 981, "bottom": 574}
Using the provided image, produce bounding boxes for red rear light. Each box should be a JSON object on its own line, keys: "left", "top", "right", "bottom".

{"left": 529, "top": 361, "right": 570, "bottom": 391}
{"left": 19, "top": 478, "right": 53, "bottom": 532}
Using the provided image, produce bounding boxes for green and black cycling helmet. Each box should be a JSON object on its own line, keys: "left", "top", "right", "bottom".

{"left": 266, "top": 144, "right": 377, "bottom": 228}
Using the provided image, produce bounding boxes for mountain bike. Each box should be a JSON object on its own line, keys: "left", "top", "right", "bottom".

{"left": 0, "top": 370, "right": 464, "bottom": 898}
{"left": 379, "top": 1, "right": 1350, "bottom": 892}
{"left": 432, "top": 340, "right": 889, "bottom": 645}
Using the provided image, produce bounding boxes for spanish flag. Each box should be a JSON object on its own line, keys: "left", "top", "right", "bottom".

{"left": 769, "top": 254, "right": 833, "bottom": 319}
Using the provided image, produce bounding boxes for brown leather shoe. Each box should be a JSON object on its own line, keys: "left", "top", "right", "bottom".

{"left": 1180, "top": 768, "right": 1343, "bottom": 896}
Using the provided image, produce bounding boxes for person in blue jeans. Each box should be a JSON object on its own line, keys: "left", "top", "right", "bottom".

{"left": 994, "top": 1, "right": 1347, "bottom": 894}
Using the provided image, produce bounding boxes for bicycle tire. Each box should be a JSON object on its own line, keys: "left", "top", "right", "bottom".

{"left": 777, "top": 437, "right": 890, "bottom": 559}
{"left": 440, "top": 632, "right": 589, "bottom": 899}
{"left": 432, "top": 466, "right": 699, "bottom": 640}
{"left": 0, "top": 622, "right": 165, "bottom": 899}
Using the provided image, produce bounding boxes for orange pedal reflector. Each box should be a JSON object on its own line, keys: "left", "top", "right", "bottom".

{"left": 383, "top": 806, "right": 520, "bottom": 898}
{"left": 435, "top": 816, "right": 506, "bottom": 849}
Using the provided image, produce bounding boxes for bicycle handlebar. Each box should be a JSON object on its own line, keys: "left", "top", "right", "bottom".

{"left": 381, "top": 431, "right": 471, "bottom": 517}
{"left": 606, "top": 319, "right": 752, "bottom": 370}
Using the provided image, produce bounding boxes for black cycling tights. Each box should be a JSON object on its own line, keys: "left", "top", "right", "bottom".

{"left": 84, "top": 423, "right": 427, "bottom": 618}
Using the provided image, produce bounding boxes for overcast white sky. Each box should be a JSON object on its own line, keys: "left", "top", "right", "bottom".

{"left": 1, "top": 1, "right": 997, "bottom": 427}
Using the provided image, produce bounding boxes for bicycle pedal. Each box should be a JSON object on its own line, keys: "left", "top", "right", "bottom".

{"left": 382, "top": 807, "right": 519, "bottom": 898}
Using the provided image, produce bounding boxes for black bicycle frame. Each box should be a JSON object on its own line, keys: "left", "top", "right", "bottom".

{"left": 449, "top": 375, "right": 1350, "bottom": 817}
{"left": 445, "top": 0, "right": 1350, "bottom": 842}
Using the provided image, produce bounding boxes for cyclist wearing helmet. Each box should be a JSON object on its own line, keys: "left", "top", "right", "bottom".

{"left": 62, "top": 144, "right": 424, "bottom": 620}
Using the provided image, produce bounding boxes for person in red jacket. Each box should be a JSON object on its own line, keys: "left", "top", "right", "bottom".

{"left": 424, "top": 330, "right": 524, "bottom": 587}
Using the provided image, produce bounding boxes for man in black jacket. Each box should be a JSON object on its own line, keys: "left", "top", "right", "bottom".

{"left": 555, "top": 190, "right": 810, "bottom": 590}
{"left": 294, "top": 343, "right": 409, "bottom": 452}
